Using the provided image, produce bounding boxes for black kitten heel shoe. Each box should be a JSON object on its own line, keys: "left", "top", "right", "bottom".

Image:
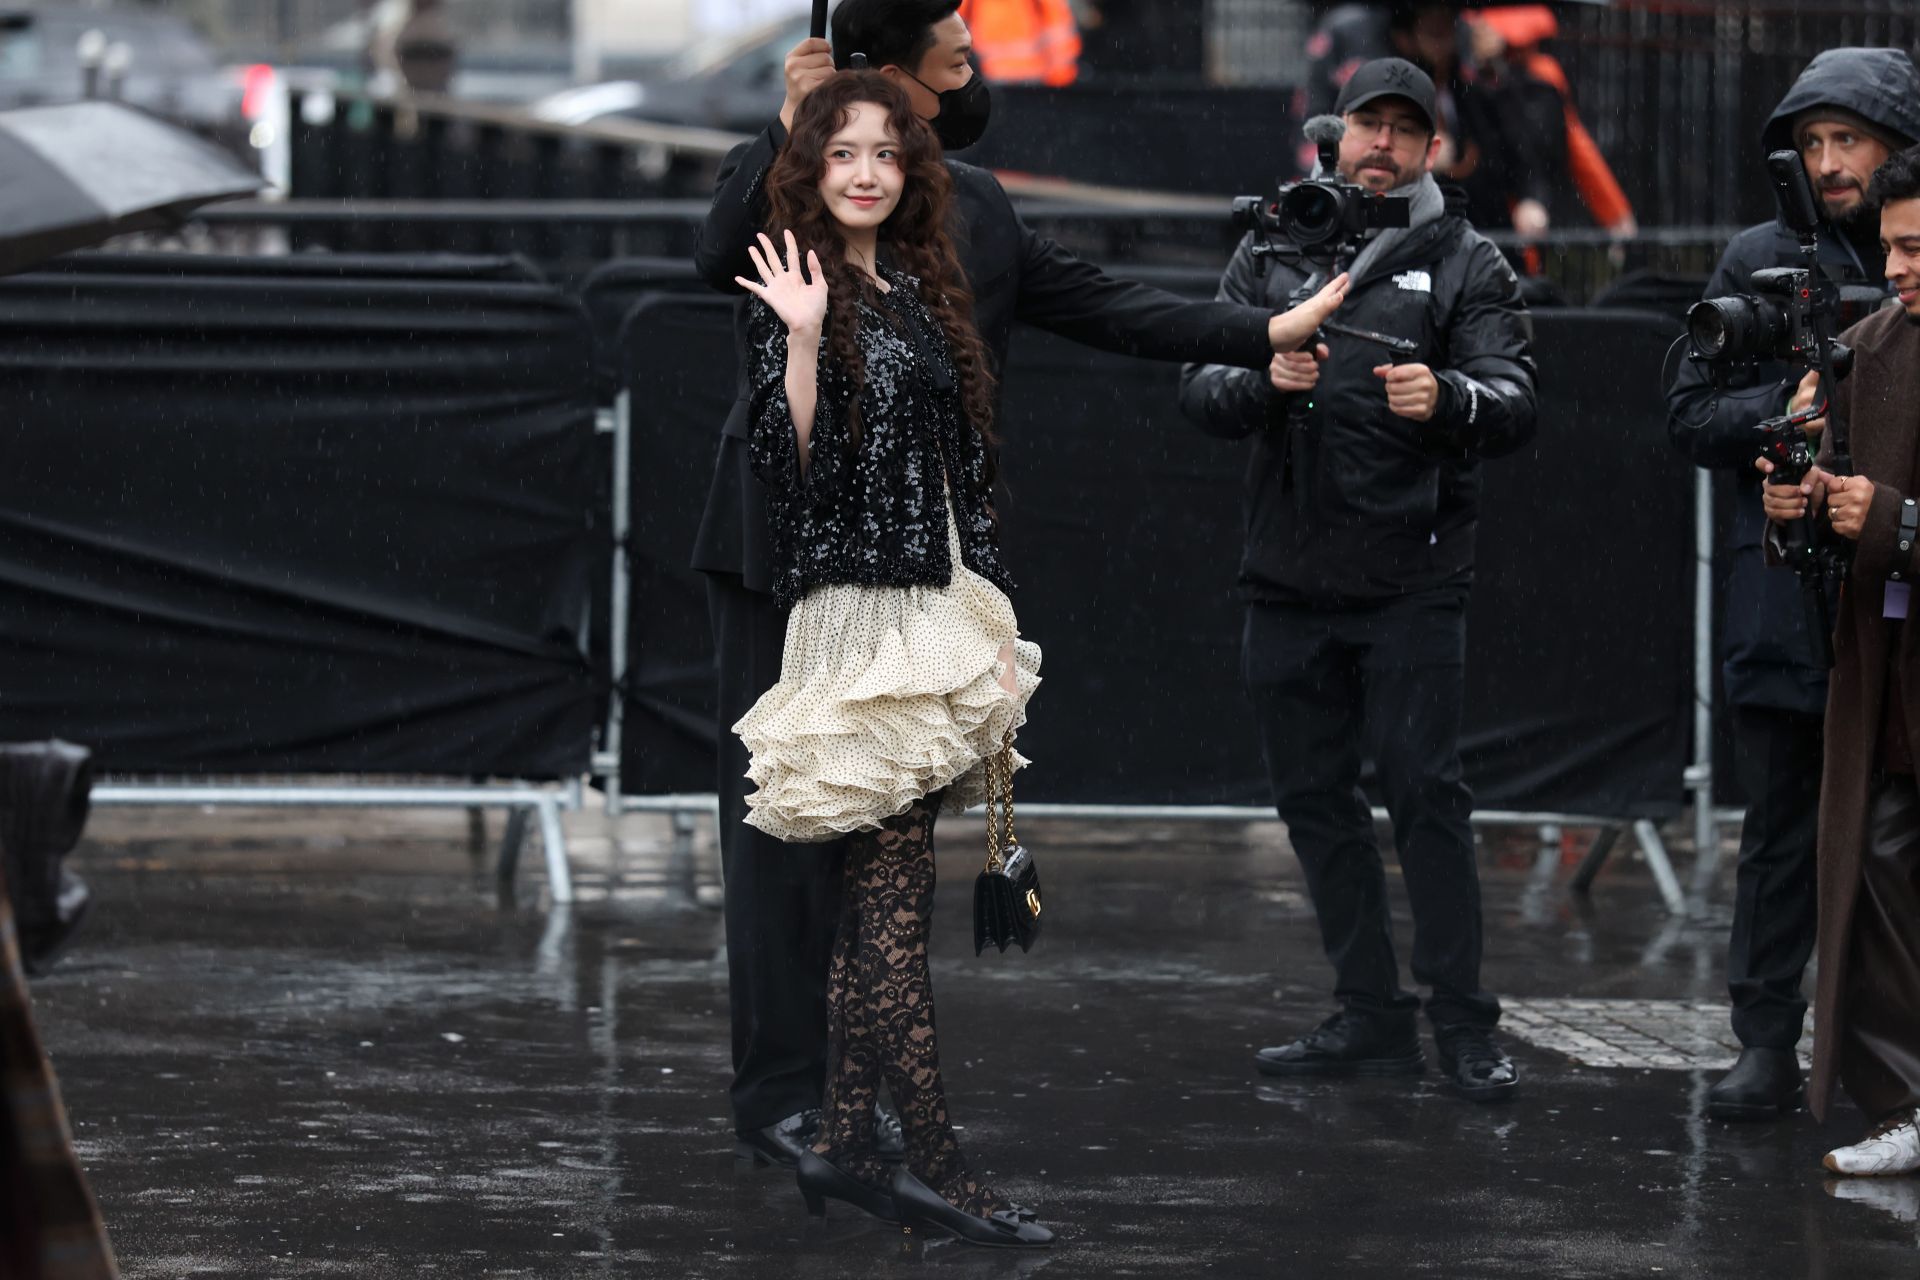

{"left": 796, "top": 1150, "right": 899, "bottom": 1224}
{"left": 890, "top": 1167, "right": 1055, "bottom": 1248}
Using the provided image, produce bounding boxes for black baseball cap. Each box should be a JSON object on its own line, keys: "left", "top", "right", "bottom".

{"left": 1333, "top": 57, "right": 1438, "bottom": 134}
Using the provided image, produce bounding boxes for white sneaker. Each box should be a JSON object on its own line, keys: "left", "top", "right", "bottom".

{"left": 1824, "top": 1111, "right": 1920, "bottom": 1176}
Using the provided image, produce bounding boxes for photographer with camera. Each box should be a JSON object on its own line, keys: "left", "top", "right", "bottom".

{"left": 1756, "top": 143, "right": 1920, "bottom": 1177}
{"left": 1667, "top": 48, "right": 1920, "bottom": 1124}
{"left": 1180, "top": 57, "right": 1536, "bottom": 1103}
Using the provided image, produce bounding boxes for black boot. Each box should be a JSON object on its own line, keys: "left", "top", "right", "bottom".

{"left": 0, "top": 741, "right": 95, "bottom": 975}
{"left": 1708, "top": 1047, "right": 1803, "bottom": 1121}
{"left": 1255, "top": 1009, "right": 1425, "bottom": 1077}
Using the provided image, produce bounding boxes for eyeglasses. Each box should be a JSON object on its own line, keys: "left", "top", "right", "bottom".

{"left": 1345, "top": 113, "right": 1430, "bottom": 145}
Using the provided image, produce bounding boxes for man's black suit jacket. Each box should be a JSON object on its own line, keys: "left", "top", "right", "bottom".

{"left": 690, "top": 121, "right": 1277, "bottom": 595}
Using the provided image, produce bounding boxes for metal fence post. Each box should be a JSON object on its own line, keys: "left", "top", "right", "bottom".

{"left": 605, "top": 390, "right": 632, "bottom": 817}
{"left": 1688, "top": 467, "right": 1721, "bottom": 903}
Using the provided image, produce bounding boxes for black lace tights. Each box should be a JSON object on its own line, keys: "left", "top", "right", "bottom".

{"left": 812, "top": 793, "right": 1008, "bottom": 1217}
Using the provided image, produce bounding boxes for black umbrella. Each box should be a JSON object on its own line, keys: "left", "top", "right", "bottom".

{"left": 0, "top": 100, "right": 263, "bottom": 276}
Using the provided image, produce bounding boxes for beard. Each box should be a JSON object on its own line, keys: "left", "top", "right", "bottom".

{"left": 1822, "top": 182, "right": 1873, "bottom": 230}
{"left": 1353, "top": 159, "right": 1406, "bottom": 189}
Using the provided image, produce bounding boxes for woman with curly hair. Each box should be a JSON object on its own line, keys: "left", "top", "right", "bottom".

{"left": 729, "top": 69, "right": 1053, "bottom": 1247}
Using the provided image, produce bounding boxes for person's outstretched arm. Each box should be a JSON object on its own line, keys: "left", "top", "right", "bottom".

{"left": 985, "top": 173, "right": 1283, "bottom": 369}
{"left": 1180, "top": 234, "right": 1300, "bottom": 439}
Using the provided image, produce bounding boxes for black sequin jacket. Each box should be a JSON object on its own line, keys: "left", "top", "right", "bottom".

{"left": 746, "top": 265, "right": 1014, "bottom": 611}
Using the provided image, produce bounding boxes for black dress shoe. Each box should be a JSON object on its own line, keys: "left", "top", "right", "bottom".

{"left": 735, "top": 1108, "right": 820, "bottom": 1168}
{"left": 1708, "top": 1047, "right": 1804, "bottom": 1121}
{"left": 797, "top": 1149, "right": 898, "bottom": 1222}
{"left": 890, "top": 1168, "right": 1054, "bottom": 1249}
{"left": 876, "top": 1100, "right": 905, "bottom": 1163}
{"left": 1255, "top": 1010, "right": 1425, "bottom": 1077}
{"left": 1434, "top": 1023, "right": 1519, "bottom": 1102}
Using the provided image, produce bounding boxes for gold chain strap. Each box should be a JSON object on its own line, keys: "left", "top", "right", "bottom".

{"left": 982, "top": 728, "right": 1016, "bottom": 874}
{"left": 984, "top": 744, "right": 1002, "bottom": 873}
{"left": 1001, "top": 732, "right": 1018, "bottom": 852}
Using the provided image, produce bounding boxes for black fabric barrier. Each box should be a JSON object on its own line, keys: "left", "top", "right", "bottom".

{"left": 621, "top": 300, "right": 1692, "bottom": 816}
{"left": 577, "top": 258, "right": 712, "bottom": 393}
{"left": 577, "top": 259, "right": 712, "bottom": 695}
{"left": 620, "top": 297, "right": 741, "bottom": 796}
{"left": 0, "top": 254, "right": 600, "bottom": 777}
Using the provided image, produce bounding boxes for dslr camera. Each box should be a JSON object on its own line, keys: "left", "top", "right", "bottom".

{"left": 1686, "top": 148, "right": 1869, "bottom": 665}
{"left": 1687, "top": 265, "right": 1872, "bottom": 376}
{"left": 1233, "top": 115, "right": 1411, "bottom": 270}
{"left": 1686, "top": 150, "right": 1871, "bottom": 382}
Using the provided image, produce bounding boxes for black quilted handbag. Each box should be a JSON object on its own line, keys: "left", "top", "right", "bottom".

{"left": 973, "top": 732, "right": 1042, "bottom": 955}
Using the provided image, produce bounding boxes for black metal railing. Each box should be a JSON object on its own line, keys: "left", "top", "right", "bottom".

{"left": 1556, "top": 1, "right": 1920, "bottom": 229}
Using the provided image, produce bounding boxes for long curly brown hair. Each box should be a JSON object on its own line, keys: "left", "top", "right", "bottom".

{"left": 763, "top": 71, "right": 996, "bottom": 458}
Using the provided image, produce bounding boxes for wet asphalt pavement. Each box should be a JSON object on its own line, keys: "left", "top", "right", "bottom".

{"left": 26, "top": 807, "right": 1920, "bottom": 1278}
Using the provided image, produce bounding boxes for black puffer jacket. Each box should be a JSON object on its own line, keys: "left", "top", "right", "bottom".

{"left": 1665, "top": 46, "right": 1919, "bottom": 715}
{"left": 1179, "top": 189, "right": 1537, "bottom": 607}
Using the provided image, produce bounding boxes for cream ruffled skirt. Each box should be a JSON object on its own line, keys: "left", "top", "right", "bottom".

{"left": 733, "top": 508, "right": 1042, "bottom": 844}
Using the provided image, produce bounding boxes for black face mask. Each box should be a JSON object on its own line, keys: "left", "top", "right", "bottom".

{"left": 908, "top": 66, "right": 992, "bottom": 151}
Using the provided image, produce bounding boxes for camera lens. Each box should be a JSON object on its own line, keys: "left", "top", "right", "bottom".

{"left": 1686, "top": 299, "right": 1736, "bottom": 359}
{"left": 1686, "top": 297, "right": 1756, "bottom": 360}
{"left": 1687, "top": 294, "right": 1794, "bottom": 365}
{"left": 1277, "top": 184, "right": 1345, "bottom": 249}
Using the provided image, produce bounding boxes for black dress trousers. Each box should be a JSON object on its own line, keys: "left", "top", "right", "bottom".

{"left": 1242, "top": 589, "right": 1499, "bottom": 1030}
{"left": 707, "top": 570, "right": 845, "bottom": 1133}
{"left": 1726, "top": 704, "right": 1822, "bottom": 1050}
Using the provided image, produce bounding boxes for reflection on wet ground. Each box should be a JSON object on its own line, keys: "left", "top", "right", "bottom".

{"left": 28, "top": 808, "right": 1919, "bottom": 1276}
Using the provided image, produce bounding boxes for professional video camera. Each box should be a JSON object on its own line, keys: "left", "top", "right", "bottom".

{"left": 1686, "top": 151, "right": 1884, "bottom": 380}
{"left": 1231, "top": 115, "right": 1419, "bottom": 361}
{"left": 1685, "top": 149, "right": 1867, "bottom": 664}
{"left": 1687, "top": 266, "right": 1880, "bottom": 376}
{"left": 1233, "top": 115, "right": 1412, "bottom": 271}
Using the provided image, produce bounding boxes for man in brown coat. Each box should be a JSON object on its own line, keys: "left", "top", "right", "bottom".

{"left": 1761, "top": 142, "right": 1920, "bottom": 1176}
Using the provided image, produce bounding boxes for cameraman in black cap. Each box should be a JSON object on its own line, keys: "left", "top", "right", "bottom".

{"left": 1180, "top": 57, "right": 1536, "bottom": 1102}
{"left": 1667, "top": 47, "right": 1920, "bottom": 1123}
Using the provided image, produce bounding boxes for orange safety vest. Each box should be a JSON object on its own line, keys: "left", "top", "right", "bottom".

{"left": 959, "top": 0, "right": 1081, "bottom": 87}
